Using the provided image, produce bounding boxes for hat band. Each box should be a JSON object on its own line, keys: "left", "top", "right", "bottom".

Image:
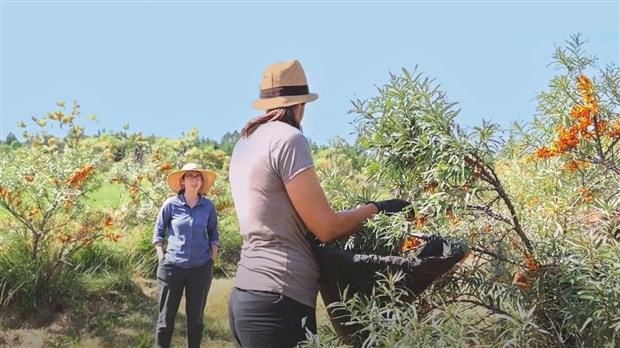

{"left": 259, "top": 85, "right": 309, "bottom": 99}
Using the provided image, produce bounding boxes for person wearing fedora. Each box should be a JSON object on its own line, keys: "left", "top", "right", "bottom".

{"left": 227, "top": 60, "right": 410, "bottom": 347}
{"left": 152, "top": 163, "right": 220, "bottom": 348}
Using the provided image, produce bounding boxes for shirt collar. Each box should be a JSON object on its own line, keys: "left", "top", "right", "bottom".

{"left": 177, "top": 194, "right": 203, "bottom": 207}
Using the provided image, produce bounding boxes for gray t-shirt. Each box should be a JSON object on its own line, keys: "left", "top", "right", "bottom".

{"left": 229, "top": 121, "right": 320, "bottom": 307}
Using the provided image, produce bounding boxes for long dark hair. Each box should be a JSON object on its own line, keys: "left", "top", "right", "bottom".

{"left": 241, "top": 106, "right": 301, "bottom": 138}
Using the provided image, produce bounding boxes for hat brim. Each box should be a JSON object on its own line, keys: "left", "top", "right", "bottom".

{"left": 167, "top": 169, "right": 217, "bottom": 195}
{"left": 252, "top": 93, "right": 318, "bottom": 110}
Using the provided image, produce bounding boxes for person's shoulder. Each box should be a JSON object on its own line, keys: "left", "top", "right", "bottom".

{"left": 162, "top": 195, "right": 180, "bottom": 206}
{"left": 265, "top": 122, "right": 306, "bottom": 145}
{"left": 199, "top": 196, "right": 215, "bottom": 206}
{"left": 263, "top": 121, "right": 303, "bottom": 138}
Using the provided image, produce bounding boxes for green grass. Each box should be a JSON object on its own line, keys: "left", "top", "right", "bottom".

{"left": 88, "top": 180, "right": 129, "bottom": 210}
{"left": 1, "top": 276, "right": 334, "bottom": 348}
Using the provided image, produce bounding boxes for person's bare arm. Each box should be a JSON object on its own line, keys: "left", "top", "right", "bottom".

{"left": 285, "top": 167, "right": 378, "bottom": 242}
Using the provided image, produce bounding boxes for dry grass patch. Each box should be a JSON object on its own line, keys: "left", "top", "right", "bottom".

{"left": 0, "top": 276, "right": 334, "bottom": 347}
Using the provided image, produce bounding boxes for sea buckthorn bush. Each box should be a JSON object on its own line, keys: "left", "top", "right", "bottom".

{"left": 0, "top": 103, "right": 112, "bottom": 313}
{"left": 305, "top": 35, "right": 620, "bottom": 347}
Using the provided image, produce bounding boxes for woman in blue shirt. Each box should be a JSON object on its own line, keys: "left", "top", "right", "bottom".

{"left": 152, "top": 162, "right": 220, "bottom": 348}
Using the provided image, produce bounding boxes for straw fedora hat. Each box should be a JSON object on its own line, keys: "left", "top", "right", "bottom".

{"left": 252, "top": 60, "right": 319, "bottom": 110}
{"left": 166, "top": 163, "right": 216, "bottom": 195}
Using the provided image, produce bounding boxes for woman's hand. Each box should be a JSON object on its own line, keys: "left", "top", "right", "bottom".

{"left": 154, "top": 242, "right": 165, "bottom": 263}
{"left": 369, "top": 199, "right": 412, "bottom": 215}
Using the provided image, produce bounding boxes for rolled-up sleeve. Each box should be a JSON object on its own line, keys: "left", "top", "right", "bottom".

{"left": 153, "top": 200, "right": 172, "bottom": 244}
{"left": 207, "top": 202, "right": 220, "bottom": 246}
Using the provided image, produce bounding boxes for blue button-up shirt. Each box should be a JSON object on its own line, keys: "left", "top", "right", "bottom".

{"left": 152, "top": 194, "right": 220, "bottom": 268}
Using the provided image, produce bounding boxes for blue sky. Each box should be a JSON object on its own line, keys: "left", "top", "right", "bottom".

{"left": 1, "top": 1, "right": 619, "bottom": 145}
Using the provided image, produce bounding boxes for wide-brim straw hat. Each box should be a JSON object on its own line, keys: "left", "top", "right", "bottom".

{"left": 252, "top": 60, "right": 319, "bottom": 110}
{"left": 166, "top": 163, "right": 216, "bottom": 195}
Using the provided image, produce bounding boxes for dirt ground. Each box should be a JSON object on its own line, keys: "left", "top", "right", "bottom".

{"left": 0, "top": 330, "right": 45, "bottom": 348}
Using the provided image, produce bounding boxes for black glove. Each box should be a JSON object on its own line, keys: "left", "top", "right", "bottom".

{"left": 369, "top": 199, "right": 412, "bottom": 215}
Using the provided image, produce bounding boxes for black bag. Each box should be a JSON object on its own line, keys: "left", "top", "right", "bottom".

{"left": 311, "top": 235, "right": 467, "bottom": 345}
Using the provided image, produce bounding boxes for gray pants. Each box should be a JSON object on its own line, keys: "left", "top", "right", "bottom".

{"left": 155, "top": 259, "right": 213, "bottom": 348}
{"left": 228, "top": 287, "right": 316, "bottom": 348}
